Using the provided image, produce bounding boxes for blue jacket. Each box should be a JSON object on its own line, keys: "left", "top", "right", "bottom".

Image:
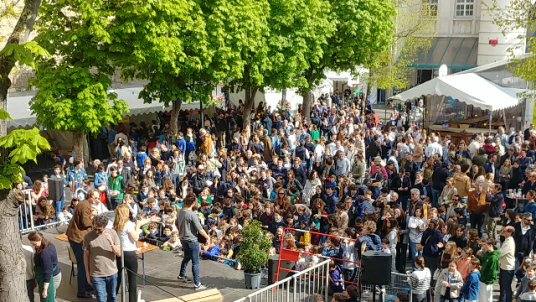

{"left": 326, "top": 194, "right": 338, "bottom": 215}
{"left": 329, "top": 266, "right": 344, "bottom": 293}
{"left": 461, "top": 271, "right": 481, "bottom": 300}
{"left": 525, "top": 202, "right": 536, "bottom": 223}
{"left": 483, "top": 159, "right": 498, "bottom": 180}
{"left": 175, "top": 138, "right": 186, "bottom": 154}
{"left": 66, "top": 167, "right": 88, "bottom": 191}
{"left": 136, "top": 152, "right": 148, "bottom": 168}
{"left": 421, "top": 228, "right": 443, "bottom": 257}
{"left": 203, "top": 244, "right": 221, "bottom": 260}
{"left": 93, "top": 170, "right": 108, "bottom": 188}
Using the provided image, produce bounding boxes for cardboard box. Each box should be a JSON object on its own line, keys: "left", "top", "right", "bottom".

{"left": 153, "top": 289, "right": 224, "bottom": 302}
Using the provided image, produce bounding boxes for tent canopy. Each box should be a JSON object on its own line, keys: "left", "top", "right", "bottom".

{"left": 7, "top": 87, "right": 206, "bottom": 130}
{"left": 388, "top": 73, "right": 522, "bottom": 111}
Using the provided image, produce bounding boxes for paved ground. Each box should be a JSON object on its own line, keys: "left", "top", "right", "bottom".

{"left": 27, "top": 226, "right": 256, "bottom": 302}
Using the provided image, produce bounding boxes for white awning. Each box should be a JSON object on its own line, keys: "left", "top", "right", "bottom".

{"left": 7, "top": 87, "right": 203, "bottom": 129}
{"left": 388, "top": 73, "right": 522, "bottom": 111}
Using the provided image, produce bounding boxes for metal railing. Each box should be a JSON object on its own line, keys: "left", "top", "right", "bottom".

{"left": 234, "top": 259, "right": 330, "bottom": 302}
{"left": 19, "top": 189, "right": 71, "bottom": 234}
{"left": 360, "top": 271, "right": 412, "bottom": 301}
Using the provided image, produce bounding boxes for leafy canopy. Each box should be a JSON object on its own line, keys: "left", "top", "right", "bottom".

{"left": 29, "top": 0, "right": 128, "bottom": 134}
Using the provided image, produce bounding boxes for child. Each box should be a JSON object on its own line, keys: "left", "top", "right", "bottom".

{"left": 342, "top": 229, "right": 357, "bottom": 283}
{"left": 456, "top": 247, "right": 473, "bottom": 281}
{"left": 144, "top": 222, "right": 159, "bottom": 241}
{"left": 362, "top": 190, "right": 376, "bottom": 214}
{"left": 310, "top": 224, "right": 321, "bottom": 246}
{"left": 435, "top": 261, "right": 463, "bottom": 302}
{"left": 517, "top": 256, "right": 533, "bottom": 283}
{"left": 517, "top": 265, "right": 536, "bottom": 301}
{"left": 143, "top": 198, "right": 160, "bottom": 216}
{"left": 136, "top": 146, "right": 148, "bottom": 168}
{"left": 68, "top": 198, "right": 77, "bottom": 215}
{"left": 295, "top": 251, "right": 307, "bottom": 272}
{"left": 162, "top": 231, "right": 182, "bottom": 251}
{"left": 57, "top": 206, "right": 72, "bottom": 226}
{"left": 298, "top": 220, "right": 311, "bottom": 247}
{"left": 328, "top": 260, "right": 344, "bottom": 294}
{"left": 381, "top": 239, "right": 391, "bottom": 254}
{"left": 201, "top": 237, "right": 225, "bottom": 260}
{"left": 460, "top": 258, "right": 481, "bottom": 302}
{"left": 520, "top": 279, "right": 536, "bottom": 301}
{"left": 454, "top": 208, "right": 467, "bottom": 228}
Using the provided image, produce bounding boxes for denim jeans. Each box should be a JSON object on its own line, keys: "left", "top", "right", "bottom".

{"left": 399, "top": 195, "right": 409, "bottom": 212}
{"left": 431, "top": 188, "right": 441, "bottom": 208}
{"left": 91, "top": 274, "right": 118, "bottom": 302}
{"left": 499, "top": 269, "right": 514, "bottom": 302}
{"left": 69, "top": 240, "right": 91, "bottom": 295}
{"left": 55, "top": 198, "right": 65, "bottom": 217}
{"left": 172, "top": 173, "right": 181, "bottom": 186}
{"left": 409, "top": 241, "right": 420, "bottom": 270}
{"left": 179, "top": 240, "right": 201, "bottom": 286}
{"left": 469, "top": 213, "right": 485, "bottom": 238}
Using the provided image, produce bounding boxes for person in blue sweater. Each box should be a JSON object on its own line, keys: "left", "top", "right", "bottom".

{"left": 136, "top": 145, "right": 148, "bottom": 168}
{"left": 421, "top": 219, "right": 444, "bottom": 281}
{"left": 93, "top": 164, "right": 108, "bottom": 189}
{"left": 175, "top": 132, "right": 186, "bottom": 155}
{"left": 201, "top": 239, "right": 223, "bottom": 260}
{"left": 525, "top": 190, "right": 536, "bottom": 220}
{"left": 460, "top": 258, "right": 481, "bottom": 302}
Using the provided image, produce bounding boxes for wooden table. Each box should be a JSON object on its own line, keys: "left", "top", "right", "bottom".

{"left": 56, "top": 233, "right": 158, "bottom": 286}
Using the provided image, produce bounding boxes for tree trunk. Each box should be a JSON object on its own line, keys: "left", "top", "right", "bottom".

{"left": 73, "top": 130, "right": 84, "bottom": 161}
{"left": 281, "top": 88, "right": 287, "bottom": 109}
{"left": 0, "top": 189, "right": 29, "bottom": 302}
{"left": 242, "top": 87, "right": 257, "bottom": 142}
{"left": 0, "top": 0, "right": 42, "bottom": 137}
{"left": 302, "top": 91, "right": 314, "bottom": 123}
{"left": 365, "top": 68, "right": 374, "bottom": 100}
{"left": 171, "top": 100, "right": 181, "bottom": 134}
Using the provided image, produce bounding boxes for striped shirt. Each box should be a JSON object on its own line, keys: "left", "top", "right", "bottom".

{"left": 410, "top": 268, "right": 431, "bottom": 294}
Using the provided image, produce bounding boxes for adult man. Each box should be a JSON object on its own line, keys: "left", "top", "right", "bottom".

{"left": 446, "top": 195, "right": 464, "bottom": 220}
{"left": 177, "top": 192, "right": 210, "bottom": 290}
{"left": 425, "top": 136, "right": 442, "bottom": 159}
{"left": 83, "top": 214, "right": 121, "bottom": 302}
{"left": 325, "top": 185, "right": 338, "bottom": 215}
{"left": 453, "top": 164, "right": 471, "bottom": 203}
{"left": 483, "top": 152, "right": 498, "bottom": 181}
{"left": 468, "top": 135, "right": 482, "bottom": 157}
{"left": 514, "top": 213, "right": 536, "bottom": 271}
{"left": 66, "top": 159, "right": 88, "bottom": 192}
{"left": 499, "top": 147, "right": 515, "bottom": 168}
{"left": 467, "top": 180, "right": 489, "bottom": 238}
{"left": 390, "top": 168, "right": 411, "bottom": 211}
{"left": 525, "top": 123, "right": 534, "bottom": 140}
{"left": 485, "top": 183, "right": 504, "bottom": 241}
{"left": 216, "top": 113, "right": 228, "bottom": 148}
{"left": 335, "top": 151, "right": 350, "bottom": 177}
{"left": 191, "top": 164, "right": 208, "bottom": 195}
{"left": 476, "top": 239, "right": 500, "bottom": 302}
{"left": 431, "top": 162, "right": 449, "bottom": 207}
{"left": 66, "top": 189, "right": 97, "bottom": 298}
{"left": 407, "top": 189, "right": 423, "bottom": 217}
{"left": 498, "top": 226, "right": 515, "bottom": 302}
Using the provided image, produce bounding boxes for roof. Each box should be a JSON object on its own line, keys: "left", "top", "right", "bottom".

{"left": 6, "top": 86, "right": 202, "bottom": 129}
{"left": 410, "top": 37, "right": 478, "bottom": 70}
{"left": 388, "top": 73, "right": 522, "bottom": 111}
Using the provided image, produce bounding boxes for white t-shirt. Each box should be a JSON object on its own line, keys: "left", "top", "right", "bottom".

{"left": 119, "top": 221, "right": 138, "bottom": 252}
{"left": 314, "top": 145, "right": 325, "bottom": 163}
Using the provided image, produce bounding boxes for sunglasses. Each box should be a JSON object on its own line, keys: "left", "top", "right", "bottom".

{"left": 94, "top": 227, "right": 105, "bottom": 234}
{"left": 279, "top": 193, "right": 285, "bottom": 195}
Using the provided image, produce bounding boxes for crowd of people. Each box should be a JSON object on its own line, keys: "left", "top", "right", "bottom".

{"left": 19, "top": 91, "right": 536, "bottom": 302}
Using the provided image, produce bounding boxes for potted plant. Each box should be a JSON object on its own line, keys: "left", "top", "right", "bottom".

{"left": 236, "top": 220, "right": 272, "bottom": 289}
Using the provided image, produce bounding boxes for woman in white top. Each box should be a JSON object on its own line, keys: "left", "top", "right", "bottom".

{"left": 410, "top": 256, "right": 431, "bottom": 302}
{"left": 408, "top": 207, "right": 427, "bottom": 271}
{"left": 113, "top": 204, "right": 159, "bottom": 301}
{"left": 303, "top": 170, "right": 322, "bottom": 207}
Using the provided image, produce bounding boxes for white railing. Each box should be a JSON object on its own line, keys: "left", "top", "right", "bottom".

{"left": 234, "top": 259, "right": 330, "bottom": 302}
{"left": 19, "top": 189, "right": 71, "bottom": 234}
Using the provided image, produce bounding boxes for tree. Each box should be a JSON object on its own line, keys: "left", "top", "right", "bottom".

{"left": 229, "top": 0, "right": 333, "bottom": 136}
{"left": 29, "top": 0, "right": 129, "bottom": 160}
{"left": 486, "top": 0, "right": 536, "bottom": 98}
{"left": 0, "top": 1, "right": 55, "bottom": 300}
{"left": 300, "top": 0, "right": 396, "bottom": 121}
{"left": 365, "top": 0, "right": 436, "bottom": 97}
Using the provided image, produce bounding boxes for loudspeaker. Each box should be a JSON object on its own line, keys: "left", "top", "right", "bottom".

{"left": 48, "top": 178, "right": 64, "bottom": 201}
{"left": 360, "top": 251, "right": 392, "bottom": 285}
{"left": 268, "top": 255, "right": 295, "bottom": 284}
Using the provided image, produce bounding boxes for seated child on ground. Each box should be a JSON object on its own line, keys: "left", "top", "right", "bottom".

{"left": 57, "top": 206, "right": 72, "bottom": 225}
{"left": 162, "top": 231, "right": 182, "bottom": 250}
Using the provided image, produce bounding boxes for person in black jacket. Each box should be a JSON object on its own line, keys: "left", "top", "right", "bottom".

{"left": 485, "top": 183, "right": 505, "bottom": 241}
{"left": 390, "top": 168, "right": 412, "bottom": 211}
{"left": 368, "top": 135, "right": 382, "bottom": 161}
{"left": 432, "top": 162, "right": 449, "bottom": 208}
{"left": 421, "top": 219, "right": 444, "bottom": 285}
{"left": 514, "top": 212, "right": 536, "bottom": 269}
{"left": 191, "top": 164, "right": 208, "bottom": 195}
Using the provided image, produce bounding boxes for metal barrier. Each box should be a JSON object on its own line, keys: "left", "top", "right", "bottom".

{"left": 19, "top": 189, "right": 71, "bottom": 234}
{"left": 359, "top": 270, "right": 412, "bottom": 301}
{"left": 234, "top": 259, "right": 330, "bottom": 302}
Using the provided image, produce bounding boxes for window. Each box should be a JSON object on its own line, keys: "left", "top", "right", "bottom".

{"left": 455, "top": 0, "right": 474, "bottom": 17}
{"left": 422, "top": 0, "right": 438, "bottom": 17}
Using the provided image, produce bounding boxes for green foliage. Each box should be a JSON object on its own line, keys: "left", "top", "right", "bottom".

{"left": 236, "top": 220, "right": 272, "bottom": 274}
{"left": 0, "top": 41, "right": 49, "bottom": 69}
{"left": 485, "top": 0, "right": 535, "bottom": 98}
{"left": 302, "top": 0, "right": 397, "bottom": 90}
{"left": 29, "top": 0, "right": 128, "bottom": 135}
{"left": 0, "top": 127, "right": 50, "bottom": 164}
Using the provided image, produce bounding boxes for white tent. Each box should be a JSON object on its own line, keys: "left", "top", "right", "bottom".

{"left": 7, "top": 86, "right": 204, "bottom": 130}
{"left": 388, "top": 73, "right": 521, "bottom": 111}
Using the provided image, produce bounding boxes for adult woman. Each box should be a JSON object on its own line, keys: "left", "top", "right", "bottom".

{"left": 410, "top": 256, "right": 431, "bottom": 302}
{"left": 113, "top": 204, "right": 159, "bottom": 302}
{"left": 303, "top": 171, "right": 322, "bottom": 207}
{"left": 499, "top": 158, "right": 512, "bottom": 189}
{"left": 421, "top": 218, "right": 443, "bottom": 284}
{"left": 386, "top": 217, "right": 398, "bottom": 271}
{"left": 408, "top": 207, "right": 427, "bottom": 270}
{"left": 313, "top": 138, "right": 325, "bottom": 171}
{"left": 185, "top": 128, "right": 196, "bottom": 164}
{"left": 149, "top": 147, "right": 160, "bottom": 167}
{"left": 309, "top": 124, "right": 319, "bottom": 144}
{"left": 494, "top": 126, "right": 508, "bottom": 148}
{"left": 139, "top": 157, "right": 155, "bottom": 180}
{"left": 423, "top": 161, "right": 434, "bottom": 184}
{"left": 394, "top": 207, "right": 408, "bottom": 274}
{"left": 28, "top": 231, "right": 62, "bottom": 302}
{"left": 439, "top": 177, "right": 457, "bottom": 206}
{"left": 286, "top": 170, "right": 303, "bottom": 194}
{"left": 30, "top": 180, "right": 48, "bottom": 203}
{"left": 274, "top": 187, "right": 291, "bottom": 214}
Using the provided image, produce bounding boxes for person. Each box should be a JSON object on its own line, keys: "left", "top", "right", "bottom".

{"left": 22, "top": 237, "right": 36, "bottom": 302}
{"left": 514, "top": 213, "right": 536, "bottom": 272}
{"left": 410, "top": 256, "right": 431, "bottom": 302}
{"left": 460, "top": 258, "right": 481, "bottom": 302}
{"left": 467, "top": 180, "right": 488, "bottom": 238}
{"left": 408, "top": 207, "right": 427, "bottom": 270}
{"left": 113, "top": 204, "right": 160, "bottom": 302}
{"left": 83, "top": 214, "right": 121, "bottom": 302}
{"left": 498, "top": 226, "right": 515, "bottom": 302}
{"left": 66, "top": 189, "right": 97, "bottom": 299}
{"left": 476, "top": 238, "right": 499, "bottom": 302}
{"left": 516, "top": 265, "right": 536, "bottom": 301}
{"left": 28, "top": 231, "right": 62, "bottom": 302}
{"left": 421, "top": 218, "right": 443, "bottom": 285}
{"left": 434, "top": 261, "right": 463, "bottom": 302}
{"left": 177, "top": 192, "right": 210, "bottom": 290}
{"left": 484, "top": 183, "right": 504, "bottom": 242}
